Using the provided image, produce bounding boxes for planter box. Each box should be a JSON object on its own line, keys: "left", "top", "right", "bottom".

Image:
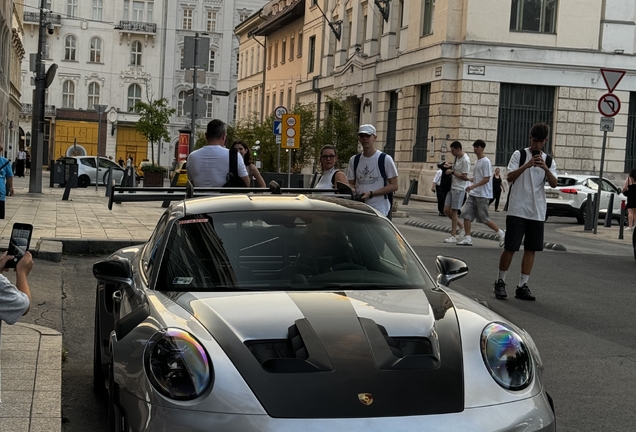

{"left": 143, "top": 171, "right": 164, "bottom": 187}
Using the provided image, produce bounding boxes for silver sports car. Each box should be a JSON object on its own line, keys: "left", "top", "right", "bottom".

{"left": 93, "top": 193, "right": 555, "bottom": 431}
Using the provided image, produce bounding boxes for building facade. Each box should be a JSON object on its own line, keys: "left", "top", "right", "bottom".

{"left": 238, "top": 0, "right": 636, "bottom": 197}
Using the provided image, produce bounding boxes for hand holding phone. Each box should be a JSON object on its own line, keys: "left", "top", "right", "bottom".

{"left": 5, "top": 223, "right": 33, "bottom": 269}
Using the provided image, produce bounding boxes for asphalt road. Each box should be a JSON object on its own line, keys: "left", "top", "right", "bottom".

{"left": 15, "top": 222, "right": 635, "bottom": 431}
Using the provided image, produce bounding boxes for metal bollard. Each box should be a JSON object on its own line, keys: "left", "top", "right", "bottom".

{"left": 584, "top": 193, "right": 595, "bottom": 231}
{"left": 162, "top": 173, "right": 180, "bottom": 208}
{"left": 105, "top": 167, "right": 114, "bottom": 197}
{"left": 62, "top": 165, "right": 78, "bottom": 201}
{"left": 619, "top": 199, "right": 626, "bottom": 239}
{"left": 604, "top": 194, "right": 614, "bottom": 227}
{"left": 402, "top": 179, "right": 418, "bottom": 205}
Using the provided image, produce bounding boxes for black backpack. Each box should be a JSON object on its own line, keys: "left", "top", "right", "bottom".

{"left": 223, "top": 148, "right": 246, "bottom": 188}
{"left": 503, "top": 148, "right": 553, "bottom": 211}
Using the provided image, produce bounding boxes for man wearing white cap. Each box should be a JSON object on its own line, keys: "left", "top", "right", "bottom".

{"left": 346, "top": 124, "right": 398, "bottom": 218}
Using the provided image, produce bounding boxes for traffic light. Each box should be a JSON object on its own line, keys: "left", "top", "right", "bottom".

{"left": 253, "top": 142, "right": 260, "bottom": 159}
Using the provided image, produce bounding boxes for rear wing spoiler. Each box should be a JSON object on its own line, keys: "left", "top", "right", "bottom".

{"left": 108, "top": 181, "right": 354, "bottom": 210}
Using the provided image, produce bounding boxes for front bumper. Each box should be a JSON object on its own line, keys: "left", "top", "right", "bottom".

{"left": 120, "top": 388, "right": 556, "bottom": 432}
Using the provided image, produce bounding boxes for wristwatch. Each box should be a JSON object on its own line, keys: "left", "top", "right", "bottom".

{"left": 369, "top": 191, "right": 374, "bottom": 198}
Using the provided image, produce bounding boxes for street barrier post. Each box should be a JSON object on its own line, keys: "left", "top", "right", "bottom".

{"left": 619, "top": 199, "right": 626, "bottom": 239}
{"left": 62, "top": 165, "right": 78, "bottom": 201}
{"left": 105, "top": 167, "right": 113, "bottom": 197}
{"left": 402, "top": 179, "right": 418, "bottom": 206}
{"left": 604, "top": 194, "right": 614, "bottom": 227}
{"left": 584, "top": 194, "right": 595, "bottom": 231}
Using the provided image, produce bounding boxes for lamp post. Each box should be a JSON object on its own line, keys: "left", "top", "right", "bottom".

{"left": 94, "top": 104, "right": 108, "bottom": 191}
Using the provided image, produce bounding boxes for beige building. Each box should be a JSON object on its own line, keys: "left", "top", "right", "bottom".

{"left": 239, "top": 0, "right": 636, "bottom": 196}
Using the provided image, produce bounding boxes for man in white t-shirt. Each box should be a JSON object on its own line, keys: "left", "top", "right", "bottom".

{"left": 443, "top": 141, "right": 469, "bottom": 243}
{"left": 456, "top": 140, "right": 505, "bottom": 246}
{"left": 494, "top": 123, "right": 557, "bottom": 302}
{"left": 188, "top": 119, "right": 249, "bottom": 187}
{"left": 346, "top": 124, "right": 398, "bottom": 218}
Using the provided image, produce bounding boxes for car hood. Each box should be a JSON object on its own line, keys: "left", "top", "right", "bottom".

{"left": 171, "top": 288, "right": 463, "bottom": 419}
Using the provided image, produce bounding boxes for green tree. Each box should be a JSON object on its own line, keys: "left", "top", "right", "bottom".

{"left": 315, "top": 94, "right": 359, "bottom": 169}
{"left": 134, "top": 98, "right": 176, "bottom": 166}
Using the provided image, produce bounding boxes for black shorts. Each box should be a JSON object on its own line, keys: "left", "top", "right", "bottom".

{"left": 504, "top": 215, "right": 544, "bottom": 252}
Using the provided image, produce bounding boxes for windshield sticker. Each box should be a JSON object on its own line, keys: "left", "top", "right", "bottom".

{"left": 178, "top": 219, "right": 209, "bottom": 225}
{"left": 172, "top": 277, "right": 194, "bottom": 285}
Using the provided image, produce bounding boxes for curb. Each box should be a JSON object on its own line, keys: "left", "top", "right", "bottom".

{"left": 41, "top": 238, "right": 144, "bottom": 256}
{"left": 403, "top": 219, "right": 568, "bottom": 251}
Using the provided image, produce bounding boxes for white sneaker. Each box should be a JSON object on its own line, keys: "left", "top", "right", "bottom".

{"left": 457, "top": 237, "right": 473, "bottom": 246}
{"left": 444, "top": 236, "right": 457, "bottom": 243}
{"left": 457, "top": 228, "right": 466, "bottom": 238}
{"left": 626, "top": 227, "right": 633, "bottom": 231}
{"left": 498, "top": 230, "right": 506, "bottom": 247}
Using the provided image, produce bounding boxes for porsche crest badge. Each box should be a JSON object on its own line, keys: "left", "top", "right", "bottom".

{"left": 358, "top": 393, "right": 373, "bottom": 405}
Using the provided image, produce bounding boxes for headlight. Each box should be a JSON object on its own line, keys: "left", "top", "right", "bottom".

{"left": 480, "top": 323, "right": 533, "bottom": 391}
{"left": 144, "top": 328, "right": 212, "bottom": 400}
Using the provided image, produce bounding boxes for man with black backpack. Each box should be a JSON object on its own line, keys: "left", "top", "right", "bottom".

{"left": 346, "top": 124, "right": 398, "bottom": 218}
{"left": 188, "top": 119, "right": 249, "bottom": 187}
{"left": 494, "top": 123, "right": 557, "bottom": 301}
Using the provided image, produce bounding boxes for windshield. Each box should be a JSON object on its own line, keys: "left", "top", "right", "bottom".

{"left": 156, "top": 211, "right": 432, "bottom": 292}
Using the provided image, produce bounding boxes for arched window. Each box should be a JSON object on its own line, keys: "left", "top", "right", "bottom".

{"left": 89, "top": 37, "right": 102, "bottom": 62}
{"left": 62, "top": 80, "right": 75, "bottom": 108}
{"left": 88, "top": 82, "right": 100, "bottom": 108}
{"left": 131, "top": 41, "right": 142, "bottom": 65}
{"left": 65, "top": 35, "right": 77, "bottom": 61}
{"left": 127, "top": 84, "right": 142, "bottom": 112}
{"left": 177, "top": 90, "right": 186, "bottom": 116}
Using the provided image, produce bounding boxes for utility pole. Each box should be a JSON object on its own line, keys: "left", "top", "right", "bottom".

{"left": 29, "top": 0, "right": 48, "bottom": 193}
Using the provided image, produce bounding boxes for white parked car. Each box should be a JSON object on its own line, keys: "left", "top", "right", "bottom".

{"left": 545, "top": 174, "right": 627, "bottom": 224}
{"left": 56, "top": 156, "right": 125, "bottom": 188}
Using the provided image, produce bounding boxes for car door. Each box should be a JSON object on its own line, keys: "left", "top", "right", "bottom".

{"left": 601, "top": 179, "right": 624, "bottom": 215}
{"left": 99, "top": 158, "right": 124, "bottom": 185}
{"left": 79, "top": 157, "right": 98, "bottom": 184}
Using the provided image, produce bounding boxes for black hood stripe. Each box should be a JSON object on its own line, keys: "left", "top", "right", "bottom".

{"left": 180, "top": 288, "right": 463, "bottom": 419}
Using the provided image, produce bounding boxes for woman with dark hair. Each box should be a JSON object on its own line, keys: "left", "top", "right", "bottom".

{"left": 623, "top": 168, "right": 636, "bottom": 230}
{"left": 232, "top": 140, "right": 266, "bottom": 187}
{"left": 489, "top": 167, "right": 505, "bottom": 211}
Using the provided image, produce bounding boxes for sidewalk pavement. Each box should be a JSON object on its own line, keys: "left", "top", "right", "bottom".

{"left": 0, "top": 173, "right": 633, "bottom": 430}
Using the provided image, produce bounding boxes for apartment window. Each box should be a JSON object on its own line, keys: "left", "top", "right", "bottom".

{"left": 248, "top": 95, "right": 252, "bottom": 115}
{"left": 496, "top": 83, "right": 554, "bottom": 165}
{"left": 236, "top": 51, "right": 240, "bottom": 75}
{"left": 64, "top": 35, "right": 77, "bottom": 61}
{"left": 298, "top": 32, "right": 303, "bottom": 56}
{"left": 207, "top": 11, "right": 217, "bottom": 32}
{"left": 268, "top": 44, "right": 272, "bottom": 68}
{"left": 256, "top": 47, "right": 260, "bottom": 71}
{"left": 208, "top": 50, "right": 216, "bottom": 72}
{"left": 281, "top": 40, "right": 286, "bottom": 64}
{"left": 233, "top": 96, "right": 237, "bottom": 121}
{"left": 44, "top": 39, "right": 51, "bottom": 59}
{"left": 289, "top": 35, "right": 295, "bottom": 61}
{"left": 67, "top": 0, "right": 78, "bottom": 18}
{"left": 280, "top": 91, "right": 284, "bottom": 109}
{"left": 239, "top": 56, "right": 243, "bottom": 78}
{"left": 183, "top": 9, "right": 193, "bottom": 30}
{"left": 307, "top": 35, "right": 316, "bottom": 73}
{"left": 206, "top": 94, "right": 214, "bottom": 118}
{"left": 362, "top": 14, "right": 368, "bottom": 44}
{"left": 287, "top": 88, "right": 292, "bottom": 109}
{"left": 127, "top": 84, "right": 142, "bottom": 112}
{"left": 413, "top": 85, "right": 431, "bottom": 162}
{"left": 272, "top": 93, "right": 276, "bottom": 112}
{"left": 266, "top": 95, "right": 270, "bottom": 114}
{"left": 422, "top": 0, "right": 434, "bottom": 36}
{"left": 239, "top": 12, "right": 249, "bottom": 22}
{"left": 93, "top": 0, "right": 103, "bottom": 21}
{"left": 131, "top": 41, "right": 142, "bottom": 65}
{"left": 274, "top": 41, "right": 278, "bottom": 66}
{"left": 510, "top": 0, "right": 557, "bottom": 33}
{"left": 177, "top": 90, "right": 186, "bottom": 116}
{"left": 87, "top": 82, "right": 100, "bottom": 108}
{"left": 180, "top": 48, "right": 185, "bottom": 69}
{"left": 384, "top": 91, "right": 399, "bottom": 158}
{"left": 62, "top": 80, "right": 75, "bottom": 108}
{"left": 89, "top": 37, "right": 102, "bottom": 62}
{"left": 250, "top": 48, "right": 254, "bottom": 75}
{"left": 124, "top": 0, "right": 154, "bottom": 22}
{"left": 624, "top": 92, "right": 636, "bottom": 172}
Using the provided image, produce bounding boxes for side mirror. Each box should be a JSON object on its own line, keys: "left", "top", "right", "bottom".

{"left": 435, "top": 255, "right": 468, "bottom": 286}
{"left": 93, "top": 256, "right": 134, "bottom": 295}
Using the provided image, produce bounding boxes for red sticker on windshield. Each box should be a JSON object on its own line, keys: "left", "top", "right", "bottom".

{"left": 178, "top": 219, "right": 209, "bottom": 225}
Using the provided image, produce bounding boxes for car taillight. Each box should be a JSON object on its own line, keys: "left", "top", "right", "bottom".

{"left": 560, "top": 188, "right": 579, "bottom": 194}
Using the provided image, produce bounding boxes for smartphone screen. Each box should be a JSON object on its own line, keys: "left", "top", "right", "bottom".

{"left": 531, "top": 150, "right": 541, "bottom": 156}
{"left": 6, "top": 223, "right": 33, "bottom": 268}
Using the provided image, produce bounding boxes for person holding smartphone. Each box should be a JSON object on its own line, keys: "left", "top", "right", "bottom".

{"left": 493, "top": 123, "right": 557, "bottom": 301}
{"left": 0, "top": 250, "right": 34, "bottom": 326}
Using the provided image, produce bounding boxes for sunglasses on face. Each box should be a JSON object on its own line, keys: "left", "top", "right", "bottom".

{"left": 321, "top": 154, "right": 336, "bottom": 159}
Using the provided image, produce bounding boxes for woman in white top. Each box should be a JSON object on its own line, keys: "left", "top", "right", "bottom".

{"left": 314, "top": 145, "right": 347, "bottom": 189}
{"left": 232, "top": 140, "right": 266, "bottom": 187}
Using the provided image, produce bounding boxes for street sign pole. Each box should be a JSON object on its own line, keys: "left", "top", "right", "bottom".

{"left": 190, "top": 33, "right": 200, "bottom": 154}
{"left": 288, "top": 150, "right": 292, "bottom": 187}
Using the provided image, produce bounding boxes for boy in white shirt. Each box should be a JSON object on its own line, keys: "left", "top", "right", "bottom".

{"left": 457, "top": 140, "right": 505, "bottom": 246}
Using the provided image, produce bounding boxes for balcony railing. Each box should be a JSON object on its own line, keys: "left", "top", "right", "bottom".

{"left": 24, "top": 11, "right": 62, "bottom": 25}
{"left": 117, "top": 20, "right": 157, "bottom": 34}
{"left": 21, "top": 104, "right": 57, "bottom": 117}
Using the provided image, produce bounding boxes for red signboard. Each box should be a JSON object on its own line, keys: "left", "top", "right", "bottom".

{"left": 178, "top": 132, "right": 190, "bottom": 161}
